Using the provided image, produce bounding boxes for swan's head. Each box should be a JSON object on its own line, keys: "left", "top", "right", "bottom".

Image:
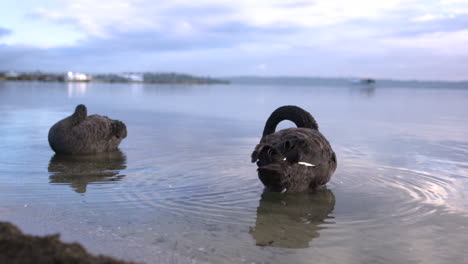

{"left": 252, "top": 144, "right": 315, "bottom": 192}
{"left": 73, "top": 104, "right": 87, "bottom": 120}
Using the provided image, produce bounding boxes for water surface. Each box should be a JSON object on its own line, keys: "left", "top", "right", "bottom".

{"left": 0, "top": 81, "right": 467, "bottom": 263}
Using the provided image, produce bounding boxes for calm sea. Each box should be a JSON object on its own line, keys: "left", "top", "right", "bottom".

{"left": 0, "top": 81, "right": 467, "bottom": 263}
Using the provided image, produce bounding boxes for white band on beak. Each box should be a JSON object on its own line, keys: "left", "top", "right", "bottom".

{"left": 298, "top": 161, "right": 315, "bottom": 167}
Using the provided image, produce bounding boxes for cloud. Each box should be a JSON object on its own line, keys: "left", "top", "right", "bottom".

{"left": 397, "top": 14, "right": 468, "bottom": 37}
{"left": 51, "top": 21, "right": 298, "bottom": 57}
{"left": 2, "top": 0, "right": 468, "bottom": 80}
{"left": 412, "top": 13, "right": 454, "bottom": 22}
{"left": 0, "top": 27, "right": 12, "bottom": 38}
{"left": 0, "top": 44, "right": 43, "bottom": 70}
{"left": 382, "top": 29, "right": 468, "bottom": 56}
{"left": 24, "top": 0, "right": 406, "bottom": 37}
{"left": 22, "top": 0, "right": 468, "bottom": 45}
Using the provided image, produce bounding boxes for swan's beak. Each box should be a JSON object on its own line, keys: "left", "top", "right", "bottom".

{"left": 297, "top": 162, "right": 315, "bottom": 167}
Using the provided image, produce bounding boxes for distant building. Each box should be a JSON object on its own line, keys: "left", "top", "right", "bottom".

{"left": 65, "top": 72, "right": 91, "bottom": 82}
{"left": 120, "top": 73, "right": 144, "bottom": 82}
{"left": 5, "top": 71, "right": 19, "bottom": 78}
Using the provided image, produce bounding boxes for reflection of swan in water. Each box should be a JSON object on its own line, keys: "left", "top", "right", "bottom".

{"left": 249, "top": 188, "right": 335, "bottom": 248}
{"left": 48, "top": 151, "right": 127, "bottom": 193}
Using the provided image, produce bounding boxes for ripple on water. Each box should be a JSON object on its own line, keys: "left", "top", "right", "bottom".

{"left": 119, "top": 154, "right": 261, "bottom": 225}
{"left": 113, "top": 140, "right": 468, "bottom": 231}
{"left": 328, "top": 151, "right": 466, "bottom": 226}
{"left": 2, "top": 134, "right": 465, "bottom": 237}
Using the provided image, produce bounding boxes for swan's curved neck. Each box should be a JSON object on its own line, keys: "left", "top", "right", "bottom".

{"left": 262, "top": 105, "right": 318, "bottom": 137}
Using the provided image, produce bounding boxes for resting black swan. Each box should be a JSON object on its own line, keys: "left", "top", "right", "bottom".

{"left": 48, "top": 104, "right": 127, "bottom": 154}
{"left": 251, "top": 105, "right": 337, "bottom": 192}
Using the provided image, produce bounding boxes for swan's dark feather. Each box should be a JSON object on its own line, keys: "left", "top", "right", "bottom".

{"left": 48, "top": 105, "right": 127, "bottom": 154}
{"left": 252, "top": 106, "right": 336, "bottom": 192}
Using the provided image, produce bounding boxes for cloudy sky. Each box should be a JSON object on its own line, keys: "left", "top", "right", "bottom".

{"left": 1, "top": 0, "right": 467, "bottom": 80}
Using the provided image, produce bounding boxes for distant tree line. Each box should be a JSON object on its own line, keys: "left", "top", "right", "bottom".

{"left": 0, "top": 72, "right": 65, "bottom": 82}
{"left": 0, "top": 71, "right": 229, "bottom": 84}
{"left": 93, "top": 72, "right": 229, "bottom": 84}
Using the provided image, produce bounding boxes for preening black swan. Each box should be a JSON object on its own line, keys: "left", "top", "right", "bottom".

{"left": 251, "top": 105, "right": 337, "bottom": 192}
{"left": 48, "top": 104, "right": 127, "bottom": 154}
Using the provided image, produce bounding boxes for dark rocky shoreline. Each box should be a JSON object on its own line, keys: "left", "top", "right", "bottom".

{"left": 0, "top": 221, "right": 135, "bottom": 264}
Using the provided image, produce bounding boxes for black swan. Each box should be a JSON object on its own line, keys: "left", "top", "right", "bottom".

{"left": 251, "top": 105, "right": 337, "bottom": 192}
{"left": 48, "top": 104, "right": 127, "bottom": 154}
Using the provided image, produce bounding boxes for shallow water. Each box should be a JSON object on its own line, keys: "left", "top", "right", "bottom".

{"left": 0, "top": 81, "right": 467, "bottom": 263}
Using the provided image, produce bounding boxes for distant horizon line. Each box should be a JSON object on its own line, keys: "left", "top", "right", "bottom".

{"left": 224, "top": 75, "right": 468, "bottom": 83}
{"left": 1, "top": 70, "right": 467, "bottom": 83}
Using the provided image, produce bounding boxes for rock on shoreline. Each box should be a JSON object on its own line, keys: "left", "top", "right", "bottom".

{"left": 0, "top": 221, "right": 135, "bottom": 264}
